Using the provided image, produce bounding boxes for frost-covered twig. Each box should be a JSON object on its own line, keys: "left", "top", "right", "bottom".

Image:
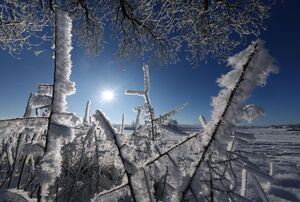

{"left": 155, "top": 102, "right": 188, "bottom": 125}
{"left": 8, "top": 133, "right": 26, "bottom": 188}
{"left": 241, "top": 169, "right": 247, "bottom": 197}
{"left": 199, "top": 115, "right": 207, "bottom": 129}
{"left": 92, "top": 110, "right": 137, "bottom": 202}
{"left": 181, "top": 40, "right": 277, "bottom": 200}
{"left": 119, "top": 113, "right": 125, "bottom": 135}
{"left": 38, "top": 10, "right": 75, "bottom": 201}
{"left": 24, "top": 93, "right": 34, "bottom": 117}
{"left": 83, "top": 100, "right": 91, "bottom": 125}
{"left": 23, "top": 84, "right": 53, "bottom": 117}
{"left": 133, "top": 106, "right": 144, "bottom": 133}
{"left": 126, "top": 64, "right": 156, "bottom": 140}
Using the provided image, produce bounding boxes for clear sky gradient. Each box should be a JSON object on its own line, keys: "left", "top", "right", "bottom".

{"left": 0, "top": 1, "right": 299, "bottom": 126}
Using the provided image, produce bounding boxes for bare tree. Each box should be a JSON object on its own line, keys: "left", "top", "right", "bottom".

{"left": 0, "top": 0, "right": 271, "bottom": 63}
{"left": 0, "top": 1, "right": 51, "bottom": 55}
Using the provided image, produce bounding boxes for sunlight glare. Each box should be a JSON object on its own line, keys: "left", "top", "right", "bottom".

{"left": 102, "top": 90, "right": 114, "bottom": 102}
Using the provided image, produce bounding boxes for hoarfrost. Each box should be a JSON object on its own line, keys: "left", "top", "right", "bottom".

{"left": 0, "top": 189, "right": 36, "bottom": 202}
{"left": 242, "top": 104, "right": 265, "bottom": 122}
{"left": 38, "top": 9, "right": 75, "bottom": 199}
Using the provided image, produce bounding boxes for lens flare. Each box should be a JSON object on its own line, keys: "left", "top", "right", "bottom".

{"left": 101, "top": 90, "right": 114, "bottom": 102}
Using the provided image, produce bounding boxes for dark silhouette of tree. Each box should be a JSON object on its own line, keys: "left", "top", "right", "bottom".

{"left": 0, "top": 0, "right": 272, "bottom": 63}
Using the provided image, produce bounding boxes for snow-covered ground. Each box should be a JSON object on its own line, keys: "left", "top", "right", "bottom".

{"left": 122, "top": 125, "right": 300, "bottom": 201}
{"left": 237, "top": 127, "right": 300, "bottom": 202}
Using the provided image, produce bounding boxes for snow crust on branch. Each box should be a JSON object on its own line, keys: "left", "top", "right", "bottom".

{"left": 0, "top": 189, "right": 36, "bottom": 202}
{"left": 126, "top": 64, "right": 156, "bottom": 139}
{"left": 181, "top": 40, "right": 277, "bottom": 200}
{"left": 155, "top": 102, "right": 188, "bottom": 124}
{"left": 241, "top": 168, "right": 247, "bottom": 197}
{"left": 52, "top": 9, "right": 75, "bottom": 113}
{"left": 24, "top": 84, "right": 53, "bottom": 117}
{"left": 209, "top": 40, "right": 277, "bottom": 131}
{"left": 92, "top": 185, "right": 131, "bottom": 202}
{"left": 92, "top": 110, "right": 128, "bottom": 187}
{"left": 199, "top": 40, "right": 277, "bottom": 151}
{"left": 37, "top": 84, "right": 53, "bottom": 96}
{"left": 38, "top": 138, "right": 63, "bottom": 192}
{"left": 0, "top": 117, "right": 48, "bottom": 140}
{"left": 199, "top": 115, "right": 207, "bottom": 128}
{"left": 52, "top": 112, "right": 81, "bottom": 128}
{"left": 38, "top": 10, "right": 75, "bottom": 199}
{"left": 30, "top": 93, "right": 52, "bottom": 108}
{"left": 133, "top": 106, "right": 144, "bottom": 132}
{"left": 242, "top": 104, "right": 265, "bottom": 122}
{"left": 83, "top": 100, "right": 91, "bottom": 124}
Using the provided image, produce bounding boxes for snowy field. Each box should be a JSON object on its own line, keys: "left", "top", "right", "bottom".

{"left": 122, "top": 125, "right": 300, "bottom": 202}
{"left": 236, "top": 127, "right": 300, "bottom": 202}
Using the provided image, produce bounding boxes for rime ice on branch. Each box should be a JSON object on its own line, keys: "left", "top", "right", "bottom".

{"left": 126, "top": 64, "right": 157, "bottom": 140}
{"left": 123, "top": 64, "right": 188, "bottom": 168}
{"left": 83, "top": 100, "right": 91, "bottom": 125}
{"left": 24, "top": 84, "right": 53, "bottom": 117}
{"left": 126, "top": 64, "right": 187, "bottom": 139}
{"left": 182, "top": 40, "right": 278, "bottom": 201}
{"left": 38, "top": 10, "right": 75, "bottom": 200}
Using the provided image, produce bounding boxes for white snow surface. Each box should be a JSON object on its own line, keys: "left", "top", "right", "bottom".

{"left": 237, "top": 127, "right": 300, "bottom": 202}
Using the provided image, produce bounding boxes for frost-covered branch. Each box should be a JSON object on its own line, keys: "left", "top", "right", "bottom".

{"left": 133, "top": 106, "right": 144, "bottom": 133}
{"left": 83, "top": 100, "right": 91, "bottom": 125}
{"left": 199, "top": 115, "right": 207, "bottom": 129}
{"left": 0, "top": 1, "right": 51, "bottom": 55}
{"left": 120, "top": 113, "right": 125, "bottom": 135}
{"left": 38, "top": 10, "right": 75, "bottom": 201}
{"left": 126, "top": 64, "right": 187, "bottom": 142}
{"left": 92, "top": 110, "right": 137, "bottom": 202}
{"left": 126, "top": 64, "right": 156, "bottom": 140}
{"left": 0, "top": 1, "right": 272, "bottom": 63}
{"left": 155, "top": 102, "right": 188, "bottom": 125}
{"left": 181, "top": 40, "right": 277, "bottom": 200}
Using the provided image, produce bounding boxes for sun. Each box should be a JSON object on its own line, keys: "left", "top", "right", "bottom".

{"left": 101, "top": 90, "right": 114, "bottom": 102}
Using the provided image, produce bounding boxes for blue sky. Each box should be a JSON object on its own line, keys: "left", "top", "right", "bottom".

{"left": 0, "top": 1, "right": 299, "bottom": 126}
